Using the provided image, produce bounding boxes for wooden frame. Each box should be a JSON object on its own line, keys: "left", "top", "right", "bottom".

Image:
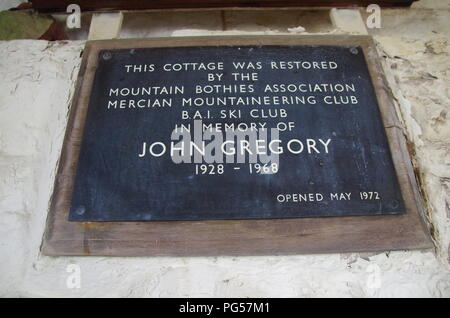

{"left": 42, "top": 35, "right": 432, "bottom": 256}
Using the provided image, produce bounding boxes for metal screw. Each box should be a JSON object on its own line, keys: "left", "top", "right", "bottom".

{"left": 102, "top": 51, "right": 112, "bottom": 60}
{"left": 390, "top": 200, "right": 399, "bottom": 209}
{"left": 350, "top": 47, "right": 359, "bottom": 55}
{"left": 75, "top": 205, "right": 86, "bottom": 215}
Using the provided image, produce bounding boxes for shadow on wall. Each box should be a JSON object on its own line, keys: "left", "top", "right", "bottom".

{"left": 52, "top": 9, "right": 335, "bottom": 40}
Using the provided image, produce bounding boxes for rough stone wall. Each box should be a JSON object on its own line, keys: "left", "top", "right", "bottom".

{"left": 0, "top": 3, "right": 449, "bottom": 297}
{"left": 373, "top": 17, "right": 450, "bottom": 262}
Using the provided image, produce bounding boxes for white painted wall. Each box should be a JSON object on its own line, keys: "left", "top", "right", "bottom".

{"left": 0, "top": 0, "right": 24, "bottom": 11}
{"left": 0, "top": 3, "right": 449, "bottom": 297}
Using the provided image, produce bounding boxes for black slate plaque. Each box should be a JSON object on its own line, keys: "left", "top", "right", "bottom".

{"left": 69, "top": 45, "right": 405, "bottom": 221}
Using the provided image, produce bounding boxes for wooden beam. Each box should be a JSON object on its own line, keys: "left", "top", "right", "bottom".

{"left": 88, "top": 12, "right": 123, "bottom": 40}
{"left": 330, "top": 8, "right": 368, "bottom": 35}
{"left": 31, "top": 0, "right": 417, "bottom": 13}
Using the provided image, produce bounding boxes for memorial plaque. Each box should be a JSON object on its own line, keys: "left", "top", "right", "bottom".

{"left": 68, "top": 44, "right": 405, "bottom": 222}
{"left": 42, "top": 37, "right": 432, "bottom": 256}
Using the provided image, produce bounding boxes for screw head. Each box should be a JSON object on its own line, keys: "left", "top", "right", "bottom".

{"left": 75, "top": 205, "right": 86, "bottom": 215}
{"left": 390, "top": 200, "right": 399, "bottom": 209}
{"left": 102, "top": 51, "right": 112, "bottom": 60}
{"left": 350, "top": 47, "right": 359, "bottom": 55}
